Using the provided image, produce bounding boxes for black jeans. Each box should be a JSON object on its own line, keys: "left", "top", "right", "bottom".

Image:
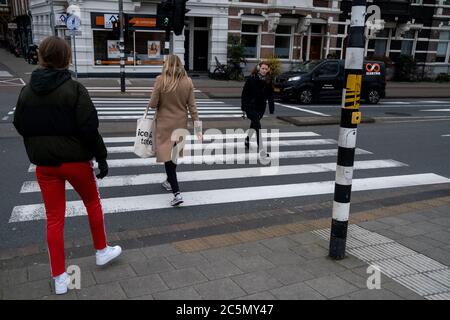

{"left": 246, "top": 110, "right": 264, "bottom": 148}
{"left": 164, "top": 161, "right": 180, "bottom": 194}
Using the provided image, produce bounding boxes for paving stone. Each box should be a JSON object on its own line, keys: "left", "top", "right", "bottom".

{"left": 260, "top": 251, "right": 306, "bottom": 266}
{"left": 271, "top": 282, "right": 326, "bottom": 300}
{"left": 423, "top": 230, "right": 450, "bottom": 245}
{"left": 195, "top": 278, "right": 246, "bottom": 300}
{"left": 377, "top": 217, "right": 411, "bottom": 227}
{"left": 40, "top": 291, "right": 79, "bottom": 300}
{"left": 391, "top": 225, "right": 426, "bottom": 237}
{"left": 395, "top": 237, "right": 441, "bottom": 252}
{"left": 0, "top": 268, "right": 28, "bottom": 287}
{"left": 77, "top": 282, "right": 127, "bottom": 300}
{"left": 166, "top": 252, "right": 210, "bottom": 269}
{"left": 197, "top": 261, "right": 243, "bottom": 280}
{"left": 383, "top": 281, "right": 425, "bottom": 300}
{"left": 231, "top": 242, "right": 274, "bottom": 257}
{"left": 336, "top": 270, "right": 370, "bottom": 289}
{"left": 305, "top": 276, "right": 359, "bottom": 299}
{"left": 335, "top": 255, "right": 368, "bottom": 269}
{"left": 118, "top": 248, "right": 148, "bottom": 263}
{"left": 374, "top": 229, "right": 406, "bottom": 241}
{"left": 396, "top": 212, "right": 431, "bottom": 223}
{"left": 287, "top": 232, "right": 323, "bottom": 245}
{"left": 200, "top": 247, "right": 242, "bottom": 263}
{"left": 131, "top": 295, "right": 154, "bottom": 300}
{"left": 260, "top": 237, "right": 299, "bottom": 251}
{"left": 2, "top": 279, "right": 52, "bottom": 300}
{"left": 160, "top": 268, "right": 208, "bottom": 289}
{"left": 357, "top": 221, "right": 392, "bottom": 232}
{"left": 351, "top": 266, "right": 392, "bottom": 285}
{"left": 130, "top": 257, "right": 175, "bottom": 276}
{"left": 92, "top": 264, "right": 136, "bottom": 284}
{"left": 265, "top": 265, "right": 315, "bottom": 285}
{"left": 231, "top": 271, "right": 283, "bottom": 295}
{"left": 231, "top": 255, "right": 276, "bottom": 272}
{"left": 345, "top": 289, "right": 403, "bottom": 300}
{"left": 27, "top": 264, "right": 51, "bottom": 282}
{"left": 234, "top": 291, "right": 278, "bottom": 300}
{"left": 153, "top": 287, "right": 203, "bottom": 300}
{"left": 409, "top": 221, "right": 446, "bottom": 233}
{"left": 300, "top": 257, "right": 347, "bottom": 277}
{"left": 290, "top": 244, "right": 328, "bottom": 260}
{"left": 421, "top": 247, "right": 450, "bottom": 265}
{"left": 120, "top": 274, "right": 169, "bottom": 298}
{"left": 430, "top": 217, "right": 450, "bottom": 227}
{"left": 141, "top": 244, "right": 180, "bottom": 259}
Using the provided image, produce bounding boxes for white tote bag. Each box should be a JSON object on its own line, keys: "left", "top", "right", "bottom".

{"left": 133, "top": 106, "right": 156, "bottom": 158}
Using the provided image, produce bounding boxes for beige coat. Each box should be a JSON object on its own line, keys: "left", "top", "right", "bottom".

{"left": 148, "top": 75, "right": 199, "bottom": 163}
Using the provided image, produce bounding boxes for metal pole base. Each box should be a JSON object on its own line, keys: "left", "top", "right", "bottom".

{"left": 329, "top": 219, "right": 348, "bottom": 260}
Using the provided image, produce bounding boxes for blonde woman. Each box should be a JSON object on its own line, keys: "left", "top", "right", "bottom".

{"left": 148, "top": 54, "right": 202, "bottom": 206}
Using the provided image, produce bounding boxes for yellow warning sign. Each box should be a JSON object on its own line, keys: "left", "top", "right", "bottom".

{"left": 344, "top": 74, "right": 362, "bottom": 109}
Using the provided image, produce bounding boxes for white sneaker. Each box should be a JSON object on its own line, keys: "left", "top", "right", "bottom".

{"left": 96, "top": 245, "right": 122, "bottom": 266}
{"left": 54, "top": 272, "right": 70, "bottom": 295}
{"left": 162, "top": 180, "right": 172, "bottom": 192}
{"left": 170, "top": 193, "right": 184, "bottom": 206}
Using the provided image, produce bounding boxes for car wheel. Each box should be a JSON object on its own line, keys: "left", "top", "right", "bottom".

{"left": 298, "top": 88, "right": 313, "bottom": 105}
{"left": 367, "top": 89, "right": 381, "bottom": 104}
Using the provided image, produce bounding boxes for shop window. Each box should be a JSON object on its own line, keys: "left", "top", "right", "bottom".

{"left": 241, "top": 23, "right": 259, "bottom": 58}
{"left": 401, "top": 30, "right": 415, "bottom": 56}
{"left": 93, "top": 30, "right": 165, "bottom": 66}
{"left": 275, "top": 25, "right": 292, "bottom": 59}
{"left": 374, "top": 39, "right": 387, "bottom": 56}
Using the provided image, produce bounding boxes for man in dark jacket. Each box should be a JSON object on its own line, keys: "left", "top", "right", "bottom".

{"left": 13, "top": 36, "right": 121, "bottom": 296}
{"left": 241, "top": 61, "right": 275, "bottom": 157}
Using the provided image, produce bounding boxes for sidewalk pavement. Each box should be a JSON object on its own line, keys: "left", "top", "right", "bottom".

{"left": 1, "top": 48, "right": 450, "bottom": 99}
{"left": 1, "top": 193, "right": 449, "bottom": 300}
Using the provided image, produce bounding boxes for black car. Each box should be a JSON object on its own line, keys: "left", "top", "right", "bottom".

{"left": 273, "top": 59, "right": 386, "bottom": 104}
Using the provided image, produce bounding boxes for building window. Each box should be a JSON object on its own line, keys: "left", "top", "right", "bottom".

{"left": 93, "top": 30, "right": 165, "bottom": 66}
{"left": 241, "top": 23, "right": 259, "bottom": 59}
{"left": 374, "top": 39, "right": 387, "bottom": 56}
{"left": 401, "top": 30, "right": 415, "bottom": 56}
{"left": 436, "top": 31, "right": 450, "bottom": 62}
{"left": 274, "top": 25, "right": 292, "bottom": 59}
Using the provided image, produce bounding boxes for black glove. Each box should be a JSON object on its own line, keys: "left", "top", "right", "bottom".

{"left": 96, "top": 159, "right": 109, "bottom": 179}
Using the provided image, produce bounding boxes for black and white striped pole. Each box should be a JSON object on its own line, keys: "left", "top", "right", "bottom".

{"left": 119, "top": 0, "right": 126, "bottom": 93}
{"left": 329, "top": 0, "right": 366, "bottom": 260}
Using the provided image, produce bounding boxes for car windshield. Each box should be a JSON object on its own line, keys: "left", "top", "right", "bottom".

{"left": 291, "top": 60, "right": 321, "bottom": 73}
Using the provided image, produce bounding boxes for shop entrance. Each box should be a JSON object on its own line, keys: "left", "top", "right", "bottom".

{"left": 185, "top": 17, "right": 209, "bottom": 72}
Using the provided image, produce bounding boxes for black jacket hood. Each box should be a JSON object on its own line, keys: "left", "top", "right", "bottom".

{"left": 30, "top": 68, "right": 72, "bottom": 95}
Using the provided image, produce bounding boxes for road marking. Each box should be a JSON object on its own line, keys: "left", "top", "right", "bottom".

{"left": 20, "top": 160, "right": 406, "bottom": 193}
{"left": 10, "top": 173, "right": 449, "bottom": 222}
{"left": 94, "top": 107, "right": 240, "bottom": 111}
{"left": 275, "top": 102, "right": 331, "bottom": 117}
{"left": 103, "top": 132, "right": 321, "bottom": 144}
{"left": 96, "top": 110, "right": 242, "bottom": 115}
{"left": 2, "top": 116, "right": 8, "bottom": 121}
{"left": 0, "top": 78, "right": 25, "bottom": 86}
{"left": 93, "top": 101, "right": 225, "bottom": 105}
{"left": 420, "top": 109, "right": 450, "bottom": 112}
{"left": 105, "top": 139, "right": 337, "bottom": 154}
{"left": 0, "top": 71, "right": 12, "bottom": 77}
{"left": 442, "top": 134, "right": 450, "bottom": 137}
{"left": 98, "top": 115, "right": 244, "bottom": 120}
{"left": 28, "top": 148, "right": 372, "bottom": 172}
{"left": 379, "top": 101, "right": 410, "bottom": 105}
{"left": 418, "top": 101, "right": 448, "bottom": 104}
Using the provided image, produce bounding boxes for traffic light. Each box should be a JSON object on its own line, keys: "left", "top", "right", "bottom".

{"left": 157, "top": 1, "right": 174, "bottom": 30}
{"left": 156, "top": 0, "right": 189, "bottom": 35}
{"left": 173, "top": 0, "right": 190, "bottom": 36}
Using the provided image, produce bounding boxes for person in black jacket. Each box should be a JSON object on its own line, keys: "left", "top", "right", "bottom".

{"left": 241, "top": 61, "right": 275, "bottom": 158}
{"left": 13, "top": 36, "right": 121, "bottom": 295}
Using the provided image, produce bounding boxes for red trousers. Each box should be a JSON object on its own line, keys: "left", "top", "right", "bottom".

{"left": 36, "top": 162, "right": 107, "bottom": 277}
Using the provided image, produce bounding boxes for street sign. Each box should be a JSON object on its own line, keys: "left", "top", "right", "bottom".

{"left": 65, "top": 30, "right": 82, "bottom": 37}
{"left": 66, "top": 14, "right": 81, "bottom": 30}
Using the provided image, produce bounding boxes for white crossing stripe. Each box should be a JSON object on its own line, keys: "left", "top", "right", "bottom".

{"left": 105, "top": 139, "right": 338, "bottom": 154}
{"left": 96, "top": 110, "right": 241, "bottom": 115}
{"left": 99, "top": 115, "right": 244, "bottom": 119}
{"left": 27, "top": 148, "right": 373, "bottom": 172}
{"left": 20, "top": 160, "right": 407, "bottom": 193}
{"left": 421, "top": 109, "right": 450, "bottom": 112}
{"left": 276, "top": 102, "right": 331, "bottom": 117}
{"left": 10, "top": 174, "right": 450, "bottom": 222}
{"left": 442, "top": 134, "right": 450, "bottom": 137}
{"left": 102, "top": 132, "right": 321, "bottom": 144}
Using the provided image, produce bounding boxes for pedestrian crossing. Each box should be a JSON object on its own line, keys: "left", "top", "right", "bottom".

{"left": 91, "top": 97, "right": 244, "bottom": 120}
{"left": 9, "top": 130, "right": 450, "bottom": 223}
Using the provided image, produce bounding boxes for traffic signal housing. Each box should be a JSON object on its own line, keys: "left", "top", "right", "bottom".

{"left": 157, "top": 0, "right": 189, "bottom": 35}
{"left": 173, "top": 0, "right": 190, "bottom": 36}
{"left": 157, "top": 1, "right": 174, "bottom": 30}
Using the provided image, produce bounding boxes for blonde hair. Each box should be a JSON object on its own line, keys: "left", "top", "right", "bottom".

{"left": 160, "top": 54, "right": 187, "bottom": 93}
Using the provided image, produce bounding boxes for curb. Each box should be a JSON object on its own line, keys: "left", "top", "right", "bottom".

{"left": 277, "top": 116, "right": 375, "bottom": 126}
